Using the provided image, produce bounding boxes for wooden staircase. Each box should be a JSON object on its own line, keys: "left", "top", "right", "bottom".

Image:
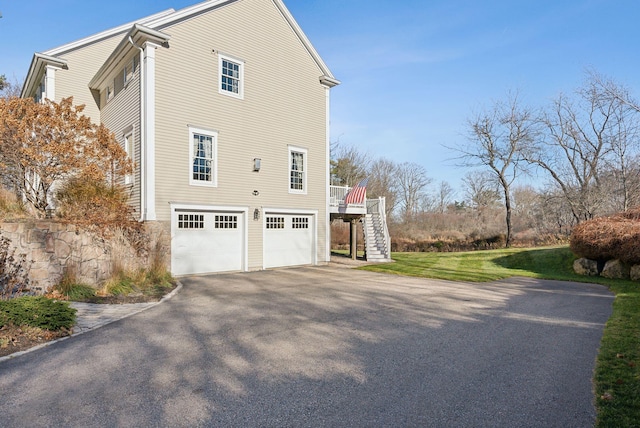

{"left": 363, "top": 199, "right": 391, "bottom": 262}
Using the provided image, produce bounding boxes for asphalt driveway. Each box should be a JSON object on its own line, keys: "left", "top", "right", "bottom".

{"left": 0, "top": 266, "right": 613, "bottom": 427}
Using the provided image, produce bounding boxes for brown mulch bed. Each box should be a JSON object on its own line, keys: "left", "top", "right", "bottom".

{"left": 0, "top": 324, "right": 71, "bottom": 358}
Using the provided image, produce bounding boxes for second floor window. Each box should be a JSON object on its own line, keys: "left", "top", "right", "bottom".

{"left": 189, "top": 126, "right": 218, "bottom": 187}
{"left": 219, "top": 54, "right": 244, "bottom": 99}
{"left": 289, "top": 146, "right": 307, "bottom": 193}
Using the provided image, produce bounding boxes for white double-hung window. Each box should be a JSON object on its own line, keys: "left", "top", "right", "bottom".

{"left": 218, "top": 54, "right": 244, "bottom": 99}
{"left": 289, "top": 146, "right": 307, "bottom": 194}
{"left": 189, "top": 126, "right": 218, "bottom": 187}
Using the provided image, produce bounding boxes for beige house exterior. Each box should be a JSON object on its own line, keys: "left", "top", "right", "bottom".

{"left": 21, "top": 0, "right": 340, "bottom": 275}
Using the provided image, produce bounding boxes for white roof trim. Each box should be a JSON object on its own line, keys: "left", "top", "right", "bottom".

{"left": 20, "top": 53, "right": 68, "bottom": 98}
{"left": 144, "top": 0, "right": 238, "bottom": 29}
{"left": 24, "top": 0, "right": 339, "bottom": 97}
{"left": 43, "top": 9, "right": 176, "bottom": 56}
{"left": 271, "top": 0, "right": 339, "bottom": 83}
{"left": 89, "top": 24, "right": 171, "bottom": 90}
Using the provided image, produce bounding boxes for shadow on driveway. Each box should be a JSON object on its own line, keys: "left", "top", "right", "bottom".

{"left": 0, "top": 267, "right": 613, "bottom": 427}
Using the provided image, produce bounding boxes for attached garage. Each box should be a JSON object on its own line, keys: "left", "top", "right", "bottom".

{"left": 171, "top": 205, "right": 247, "bottom": 276}
{"left": 264, "top": 211, "right": 316, "bottom": 269}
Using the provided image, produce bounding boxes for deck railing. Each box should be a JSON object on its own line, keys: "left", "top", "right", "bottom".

{"left": 330, "top": 185, "right": 365, "bottom": 209}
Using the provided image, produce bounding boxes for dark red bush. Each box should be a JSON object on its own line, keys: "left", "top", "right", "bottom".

{"left": 570, "top": 208, "right": 640, "bottom": 264}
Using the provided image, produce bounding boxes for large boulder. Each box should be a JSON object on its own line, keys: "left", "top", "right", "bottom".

{"left": 573, "top": 258, "right": 599, "bottom": 276}
{"left": 601, "top": 259, "right": 630, "bottom": 280}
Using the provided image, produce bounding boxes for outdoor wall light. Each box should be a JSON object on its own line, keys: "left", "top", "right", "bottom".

{"left": 253, "top": 158, "right": 261, "bottom": 172}
{"left": 254, "top": 208, "right": 260, "bottom": 221}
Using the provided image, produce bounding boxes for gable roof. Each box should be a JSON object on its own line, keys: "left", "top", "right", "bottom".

{"left": 22, "top": 0, "right": 339, "bottom": 98}
{"left": 88, "top": 24, "right": 171, "bottom": 91}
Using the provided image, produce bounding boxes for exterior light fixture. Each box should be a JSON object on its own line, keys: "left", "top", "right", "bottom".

{"left": 254, "top": 208, "right": 260, "bottom": 221}
{"left": 253, "top": 158, "right": 261, "bottom": 172}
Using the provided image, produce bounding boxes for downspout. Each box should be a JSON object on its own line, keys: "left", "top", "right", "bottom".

{"left": 128, "top": 36, "right": 146, "bottom": 222}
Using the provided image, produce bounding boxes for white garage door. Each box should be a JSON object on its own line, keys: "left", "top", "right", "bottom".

{"left": 172, "top": 210, "right": 244, "bottom": 275}
{"left": 264, "top": 213, "right": 314, "bottom": 268}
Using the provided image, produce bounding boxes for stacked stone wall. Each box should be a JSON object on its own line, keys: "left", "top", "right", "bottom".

{"left": 0, "top": 221, "right": 170, "bottom": 293}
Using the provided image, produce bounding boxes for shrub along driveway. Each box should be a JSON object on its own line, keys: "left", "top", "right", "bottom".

{"left": 0, "top": 267, "right": 613, "bottom": 427}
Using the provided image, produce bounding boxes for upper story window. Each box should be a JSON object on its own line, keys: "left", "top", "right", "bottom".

{"left": 189, "top": 126, "right": 218, "bottom": 187}
{"left": 219, "top": 54, "right": 244, "bottom": 99}
{"left": 103, "top": 56, "right": 138, "bottom": 105}
{"left": 289, "top": 146, "right": 307, "bottom": 194}
{"left": 123, "top": 57, "right": 138, "bottom": 85}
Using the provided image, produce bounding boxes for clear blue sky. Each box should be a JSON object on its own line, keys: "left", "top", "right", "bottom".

{"left": 2, "top": 0, "right": 640, "bottom": 198}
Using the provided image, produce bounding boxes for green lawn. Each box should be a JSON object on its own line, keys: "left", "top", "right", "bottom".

{"left": 359, "top": 246, "right": 640, "bottom": 427}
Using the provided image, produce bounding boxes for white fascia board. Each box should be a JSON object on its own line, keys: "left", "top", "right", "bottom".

{"left": 21, "top": 53, "right": 68, "bottom": 98}
{"left": 43, "top": 9, "right": 176, "bottom": 57}
{"left": 144, "top": 0, "right": 238, "bottom": 30}
{"left": 89, "top": 24, "right": 171, "bottom": 90}
{"left": 271, "top": 0, "right": 339, "bottom": 84}
{"left": 320, "top": 75, "right": 340, "bottom": 88}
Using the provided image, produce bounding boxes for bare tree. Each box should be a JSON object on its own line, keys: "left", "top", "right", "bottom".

{"left": 538, "top": 186, "right": 576, "bottom": 236}
{"left": 367, "top": 158, "right": 398, "bottom": 219}
{"left": 432, "top": 180, "right": 455, "bottom": 214}
{"left": 522, "top": 76, "right": 637, "bottom": 222}
{"left": 462, "top": 170, "right": 501, "bottom": 211}
{"left": 0, "top": 74, "right": 22, "bottom": 99}
{"left": 588, "top": 72, "right": 640, "bottom": 212}
{"left": 457, "top": 92, "right": 533, "bottom": 246}
{"left": 396, "top": 162, "right": 431, "bottom": 222}
{"left": 330, "top": 143, "right": 370, "bottom": 187}
{"left": 511, "top": 184, "right": 543, "bottom": 233}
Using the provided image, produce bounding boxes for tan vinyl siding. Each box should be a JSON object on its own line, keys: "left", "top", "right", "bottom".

{"left": 54, "top": 37, "right": 123, "bottom": 123}
{"left": 154, "top": 0, "right": 329, "bottom": 268}
{"left": 100, "top": 67, "right": 142, "bottom": 216}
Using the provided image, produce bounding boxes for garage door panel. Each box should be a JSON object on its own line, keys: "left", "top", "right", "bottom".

{"left": 264, "top": 214, "right": 314, "bottom": 268}
{"left": 172, "top": 210, "right": 244, "bottom": 275}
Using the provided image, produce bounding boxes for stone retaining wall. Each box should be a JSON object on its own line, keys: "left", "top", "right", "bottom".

{"left": 574, "top": 257, "right": 640, "bottom": 281}
{"left": 0, "top": 221, "right": 169, "bottom": 293}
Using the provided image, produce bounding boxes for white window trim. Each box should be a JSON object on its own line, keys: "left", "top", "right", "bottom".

{"left": 188, "top": 125, "right": 218, "bottom": 187}
{"left": 123, "top": 128, "right": 135, "bottom": 185}
{"left": 288, "top": 145, "right": 308, "bottom": 194}
{"left": 218, "top": 53, "right": 244, "bottom": 100}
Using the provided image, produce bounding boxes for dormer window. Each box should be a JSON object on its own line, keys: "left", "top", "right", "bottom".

{"left": 219, "top": 54, "right": 244, "bottom": 99}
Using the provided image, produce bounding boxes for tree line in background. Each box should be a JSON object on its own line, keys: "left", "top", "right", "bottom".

{"left": 332, "top": 71, "right": 640, "bottom": 250}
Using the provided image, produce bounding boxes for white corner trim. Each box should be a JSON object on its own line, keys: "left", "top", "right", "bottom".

{"left": 324, "top": 85, "right": 332, "bottom": 263}
{"left": 141, "top": 41, "right": 161, "bottom": 221}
